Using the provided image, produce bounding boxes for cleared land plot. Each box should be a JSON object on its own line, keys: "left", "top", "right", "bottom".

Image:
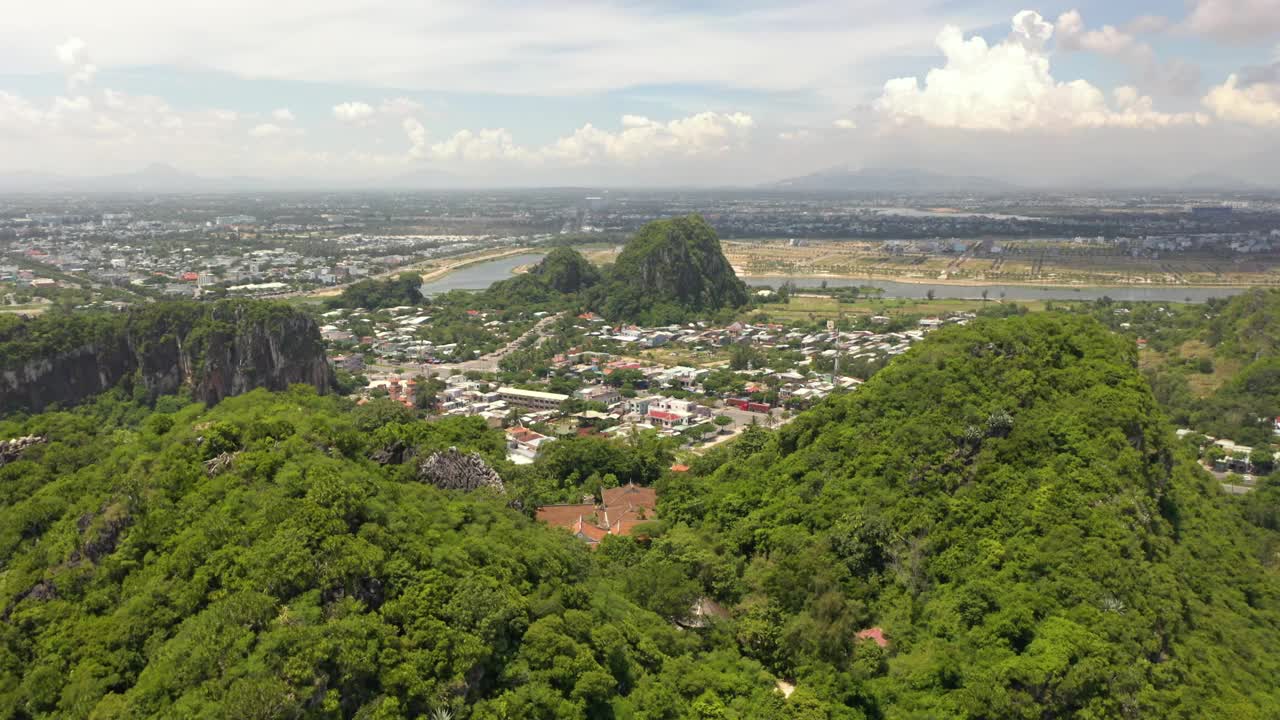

{"left": 724, "top": 239, "right": 1280, "bottom": 287}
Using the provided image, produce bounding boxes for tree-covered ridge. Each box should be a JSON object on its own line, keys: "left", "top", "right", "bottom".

{"left": 326, "top": 217, "right": 749, "bottom": 324}
{"left": 0, "top": 389, "right": 790, "bottom": 720}
{"left": 529, "top": 247, "right": 602, "bottom": 295}
{"left": 328, "top": 272, "right": 425, "bottom": 311}
{"left": 588, "top": 215, "right": 749, "bottom": 323}
{"left": 1206, "top": 288, "right": 1280, "bottom": 360}
{"left": 662, "top": 313, "right": 1280, "bottom": 718}
{"left": 1112, "top": 288, "right": 1280, "bottom": 445}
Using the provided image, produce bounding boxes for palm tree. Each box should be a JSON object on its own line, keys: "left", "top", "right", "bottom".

{"left": 430, "top": 708, "right": 454, "bottom": 720}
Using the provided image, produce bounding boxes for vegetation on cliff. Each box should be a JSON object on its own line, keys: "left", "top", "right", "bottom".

{"left": 587, "top": 215, "right": 749, "bottom": 324}
{"left": 529, "top": 247, "right": 603, "bottom": 295}
{"left": 0, "top": 300, "right": 332, "bottom": 413}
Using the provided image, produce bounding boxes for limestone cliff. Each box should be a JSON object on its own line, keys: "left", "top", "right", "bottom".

{"left": 591, "top": 215, "right": 749, "bottom": 321}
{"left": 0, "top": 300, "right": 333, "bottom": 413}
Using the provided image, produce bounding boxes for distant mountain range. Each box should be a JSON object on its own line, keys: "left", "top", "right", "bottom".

{"left": 0, "top": 163, "right": 1270, "bottom": 195}
{"left": 770, "top": 165, "right": 1274, "bottom": 194}
{"left": 768, "top": 166, "right": 1018, "bottom": 194}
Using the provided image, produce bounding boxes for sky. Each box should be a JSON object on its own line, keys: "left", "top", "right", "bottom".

{"left": 0, "top": 0, "right": 1278, "bottom": 188}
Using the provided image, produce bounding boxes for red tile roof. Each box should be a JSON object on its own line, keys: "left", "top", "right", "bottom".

{"left": 856, "top": 627, "right": 888, "bottom": 648}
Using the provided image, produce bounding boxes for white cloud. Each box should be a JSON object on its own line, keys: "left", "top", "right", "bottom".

{"left": 0, "top": 92, "right": 47, "bottom": 134}
{"left": 833, "top": 118, "right": 858, "bottom": 129}
{"left": 249, "top": 122, "right": 303, "bottom": 138}
{"left": 1203, "top": 74, "right": 1280, "bottom": 126}
{"left": 875, "top": 12, "right": 1205, "bottom": 131}
{"left": 1055, "top": 10, "right": 1200, "bottom": 96}
{"left": 428, "top": 128, "right": 528, "bottom": 163}
{"left": 55, "top": 37, "right": 97, "bottom": 91}
{"left": 403, "top": 117, "right": 428, "bottom": 159}
{"left": 380, "top": 97, "right": 424, "bottom": 116}
{"left": 0, "top": 1, "right": 1001, "bottom": 97}
{"left": 332, "top": 101, "right": 376, "bottom": 125}
{"left": 1056, "top": 11, "right": 1143, "bottom": 57}
{"left": 1185, "top": 0, "right": 1280, "bottom": 43}
{"left": 542, "top": 112, "right": 755, "bottom": 165}
{"left": 1125, "top": 15, "right": 1172, "bottom": 35}
{"left": 271, "top": 108, "right": 295, "bottom": 122}
{"left": 401, "top": 111, "right": 756, "bottom": 166}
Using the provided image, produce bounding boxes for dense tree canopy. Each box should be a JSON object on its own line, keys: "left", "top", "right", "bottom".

{"left": 586, "top": 215, "right": 749, "bottom": 324}
{"left": 0, "top": 389, "right": 782, "bottom": 719}
{"left": 4, "top": 311, "right": 1280, "bottom": 719}
{"left": 661, "top": 313, "right": 1280, "bottom": 718}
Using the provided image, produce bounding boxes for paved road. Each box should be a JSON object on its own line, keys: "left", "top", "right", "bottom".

{"left": 691, "top": 403, "right": 792, "bottom": 455}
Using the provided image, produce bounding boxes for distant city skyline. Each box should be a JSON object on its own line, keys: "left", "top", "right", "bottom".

{"left": 1, "top": 1, "right": 1278, "bottom": 187}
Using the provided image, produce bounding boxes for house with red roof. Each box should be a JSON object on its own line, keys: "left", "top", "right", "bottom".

{"left": 856, "top": 627, "right": 889, "bottom": 648}
{"left": 536, "top": 482, "right": 657, "bottom": 547}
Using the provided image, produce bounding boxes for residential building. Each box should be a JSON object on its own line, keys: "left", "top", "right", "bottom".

{"left": 497, "top": 386, "right": 570, "bottom": 411}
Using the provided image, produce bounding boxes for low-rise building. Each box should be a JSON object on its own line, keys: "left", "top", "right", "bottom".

{"left": 498, "top": 386, "right": 570, "bottom": 411}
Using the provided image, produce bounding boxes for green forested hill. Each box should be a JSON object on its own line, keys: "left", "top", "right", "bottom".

{"left": 663, "top": 313, "right": 1280, "bottom": 718}
{"left": 1123, "top": 288, "right": 1280, "bottom": 445}
{"left": 3, "top": 314, "right": 1280, "bottom": 719}
{"left": 0, "top": 389, "right": 786, "bottom": 719}
{"left": 588, "top": 215, "right": 749, "bottom": 323}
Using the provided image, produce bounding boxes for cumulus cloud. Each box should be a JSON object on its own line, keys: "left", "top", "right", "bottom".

{"left": 380, "top": 97, "right": 425, "bottom": 116}
{"left": 55, "top": 37, "right": 98, "bottom": 92}
{"left": 429, "top": 128, "right": 527, "bottom": 163}
{"left": 404, "top": 117, "right": 428, "bottom": 159}
{"left": 249, "top": 123, "right": 283, "bottom": 137}
{"left": 271, "top": 108, "right": 295, "bottom": 122}
{"left": 875, "top": 11, "right": 1205, "bottom": 131}
{"left": 834, "top": 118, "right": 858, "bottom": 129}
{"left": 543, "top": 112, "right": 755, "bottom": 165}
{"left": 249, "top": 122, "right": 304, "bottom": 138}
{"left": 1203, "top": 74, "right": 1280, "bottom": 126}
{"left": 1125, "top": 15, "right": 1172, "bottom": 35}
{"left": 401, "top": 111, "right": 756, "bottom": 166}
{"left": 332, "top": 101, "right": 376, "bottom": 125}
{"left": 1185, "top": 0, "right": 1280, "bottom": 43}
{"left": 1056, "top": 11, "right": 1144, "bottom": 57}
{"left": 1056, "top": 10, "right": 1200, "bottom": 96}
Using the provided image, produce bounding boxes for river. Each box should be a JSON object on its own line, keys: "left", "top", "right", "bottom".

{"left": 418, "top": 251, "right": 1248, "bottom": 304}
{"left": 419, "top": 252, "right": 547, "bottom": 295}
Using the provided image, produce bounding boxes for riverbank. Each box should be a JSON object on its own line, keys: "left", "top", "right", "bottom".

{"left": 303, "top": 246, "right": 538, "bottom": 299}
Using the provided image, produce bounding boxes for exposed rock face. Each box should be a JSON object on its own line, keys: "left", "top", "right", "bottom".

{"left": 417, "top": 447, "right": 505, "bottom": 492}
{"left": 0, "top": 300, "right": 333, "bottom": 413}
{"left": 0, "top": 435, "right": 46, "bottom": 467}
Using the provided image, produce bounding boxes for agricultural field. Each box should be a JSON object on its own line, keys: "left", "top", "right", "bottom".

{"left": 723, "top": 238, "right": 1280, "bottom": 287}
{"left": 751, "top": 294, "right": 1047, "bottom": 323}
